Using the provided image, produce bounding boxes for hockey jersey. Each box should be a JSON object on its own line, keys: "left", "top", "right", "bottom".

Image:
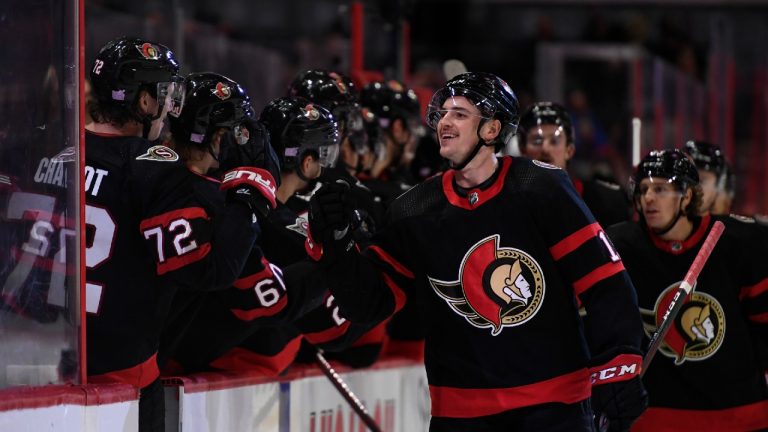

{"left": 315, "top": 155, "right": 644, "bottom": 418}
{"left": 607, "top": 214, "right": 768, "bottom": 431}
{"left": 85, "top": 131, "right": 258, "bottom": 388}
{"left": 572, "top": 176, "right": 632, "bottom": 228}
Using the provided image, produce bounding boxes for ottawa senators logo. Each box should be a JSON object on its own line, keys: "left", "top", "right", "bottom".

{"left": 429, "top": 235, "right": 545, "bottom": 335}
{"left": 328, "top": 72, "right": 348, "bottom": 94}
{"left": 212, "top": 82, "right": 232, "bottom": 100}
{"left": 641, "top": 282, "right": 725, "bottom": 365}
{"left": 304, "top": 104, "right": 320, "bottom": 121}
{"left": 136, "top": 145, "right": 179, "bottom": 162}
{"left": 136, "top": 43, "right": 161, "bottom": 60}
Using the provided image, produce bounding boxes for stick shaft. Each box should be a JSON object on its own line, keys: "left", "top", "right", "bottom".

{"left": 315, "top": 350, "right": 382, "bottom": 432}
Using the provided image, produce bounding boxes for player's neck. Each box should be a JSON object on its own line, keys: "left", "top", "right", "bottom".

{"left": 658, "top": 216, "right": 694, "bottom": 242}
{"left": 86, "top": 120, "right": 143, "bottom": 137}
{"left": 277, "top": 173, "right": 306, "bottom": 204}
{"left": 453, "top": 152, "right": 498, "bottom": 189}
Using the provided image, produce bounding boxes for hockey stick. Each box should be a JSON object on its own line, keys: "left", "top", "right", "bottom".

{"left": 315, "top": 348, "right": 383, "bottom": 432}
{"left": 641, "top": 220, "right": 725, "bottom": 376}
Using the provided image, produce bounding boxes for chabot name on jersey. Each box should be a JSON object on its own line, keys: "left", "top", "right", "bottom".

{"left": 84, "top": 165, "right": 109, "bottom": 197}
{"left": 34, "top": 157, "right": 68, "bottom": 187}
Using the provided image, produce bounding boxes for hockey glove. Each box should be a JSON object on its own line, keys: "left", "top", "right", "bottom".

{"left": 307, "top": 180, "right": 359, "bottom": 263}
{"left": 590, "top": 352, "right": 648, "bottom": 432}
{"left": 221, "top": 167, "right": 278, "bottom": 218}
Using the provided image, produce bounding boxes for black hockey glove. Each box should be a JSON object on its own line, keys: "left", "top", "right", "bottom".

{"left": 590, "top": 352, "right": 648, "bottom": 432}
{"left": 221, "top": 167, "right": 278, "bottom": 218}
{"left": 307, "top": 180, "right": 359, "bottom": 263}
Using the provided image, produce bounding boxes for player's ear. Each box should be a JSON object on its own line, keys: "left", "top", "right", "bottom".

{"left": 481, "top": 119, "right": 501, "bottom": 142}
{"left": 566, "top": 142, "right": 576, "bottom": 161}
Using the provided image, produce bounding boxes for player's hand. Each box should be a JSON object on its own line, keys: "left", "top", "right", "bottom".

{"left": 221, "top": 167, "right": 278, "bottom": 217}
{"left": 306, "top": 180, "right": 360, "bottom": 263}
{"left": 591, "top": 375, "right": 648, "bottom": 431}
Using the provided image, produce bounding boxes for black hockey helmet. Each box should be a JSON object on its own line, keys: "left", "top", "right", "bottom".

{"left": 90, "top": 36, "right": 183, "bottom": 111}
{"left": 289, "top": 69, "right": 366, "bottom": 153}
{"left": 426, "top": 72, "right": 520, "bottom": 146}
{"left": 258, "top": 96, "right": 340, "bottom": 172}
{"left": 169, "top": 72, "right": 253, "bottom": 146}
{"left": 630, "top": 149, "right": 699, "bottom": 197}
{"left": 517, "top": 102, "right": 574, "bottom": 146}
{"left": 288, "top": 69, "right": 356, "bottom": 118}
{"left": 169, "top": 72, "right": 280, "bottom": 182}
{"left": 681, "top": 140, "right": 726, "bottom": 176}
{"left": 360, "top": 80, "right": 420, "bottom": 125}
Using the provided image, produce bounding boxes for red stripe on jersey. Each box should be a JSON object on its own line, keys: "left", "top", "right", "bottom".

{"left": 209, "top": 336, "right": 302, "bottom": 376}
{"left": 368, "top": 245, "right": 415, "bottom": 279}
{"left": 230, "top": 294, "right": 288, "bottom": 321}
{"left": 233, "top": 258, "right": 274, "bottom": 290}
{"left": 156, "top": 243, "right": 211, "bottom": 275}
{"left": 351, "top": 321, "right": 387, "bottom": 347}
{"left": 589, "top": 353, "right": 642, "bottom": 385}
{"left": 429, "top": 368, "right": 591, "bottom": 418}
{"left": 304, "top": 321, "right": 352, "bottom": 344}
{"left": 573, "top": 261, "right": 625, "bottom": 296}
{"left": 88, "top": 352, "right": 159, "bottom": 389}
{"left": 748, "top": 312, "right": 768, "bottom": 324}
{"left": 632, "top": 400, "right": 768, "bottom": 432}
{"left": 382, "top": 272, "right": 407, "bottom": 314}
{"left": 549, "top": 222, "right": 601, "bottom": 260}
{"left": 139, "top": 207, "right": 209, "bottom": 230}
{"left": 739, "top": 278, "right": 768, "bottom": 300}
{"left": 647, "top": 213, "right": 711, "bottom": 255}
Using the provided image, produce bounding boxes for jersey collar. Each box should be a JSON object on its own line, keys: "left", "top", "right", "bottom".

{"left": 442, "top": 156, "right": 512, "bottom": 210}
{"left": 647, "top": 213, "right": 710, "bottom": 255}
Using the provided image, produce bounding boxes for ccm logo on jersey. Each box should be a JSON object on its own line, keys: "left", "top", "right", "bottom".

{"left": 589, "top": 354, "right": 642, "bottom": 385}
{"left": 223, "top": 169, "right": 277, "bottom": 197}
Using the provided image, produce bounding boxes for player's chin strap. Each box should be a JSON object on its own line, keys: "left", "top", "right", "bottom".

{"left": 448, "top": 119, "right": 496, "bottom": 171}
{"left": 651, "top": 196, "right": 686, "bottom": 236}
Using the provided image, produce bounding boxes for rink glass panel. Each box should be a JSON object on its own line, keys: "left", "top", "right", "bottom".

{"left": 0, "top": 0, "right": 81, "bottom": 389}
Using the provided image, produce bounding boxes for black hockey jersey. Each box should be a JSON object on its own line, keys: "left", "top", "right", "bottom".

{"left": 316, "top": 156, "right": 644, "bottom": 418}
{"left": 607, "top": 214, "right": 768, "bottom": 431}
{"left": 85, "top": 131, "right": 258, "bottom": 387}
{"left": 572, "top": 176, "right": 632, "bottom": 228}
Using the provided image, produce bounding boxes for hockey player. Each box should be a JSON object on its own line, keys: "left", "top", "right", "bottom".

{"left": 680, "top": 140, "right": 727, "bottom": 216}
{"left": 517, "top": 102, "right": 632, "bottom": 228}
{"left": 308, "top": 72, "right": 647, "bottom": 431}
{"left": 85, "top": 38, "right": 276, "bottom": 431}
{"left": 606, "top": 149, "right": 768, "bottom": 431}
{"left": 288, "top": 69, "right": 369, "bottom": 178}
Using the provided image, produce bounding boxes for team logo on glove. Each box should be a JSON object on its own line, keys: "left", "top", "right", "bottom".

{"left": 428, "top": 234, "right": 545, "bottom": 335}
{"left": 641, "top": 283, "right": 725, "bottom": 364}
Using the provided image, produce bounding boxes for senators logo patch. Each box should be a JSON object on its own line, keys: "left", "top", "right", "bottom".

{"left": 212, "top": 82, "right": 232, "bottom": 100}
{"left": 136, "top": 145, "right": 179, "bottom": 162}
{"left": 136, "top": 43, "right": 160, "bottom": 60}
{"left": 429, "top": 235, "right": 545, "bottom": 335}
{"left": 286, "top": 213, "right": 309, "bottom": 237}
{"left": 641, "top": 282, "right": 725, "bottom": 365}
{"left": 304, "top": 104, "right": 320, "bottom": 121}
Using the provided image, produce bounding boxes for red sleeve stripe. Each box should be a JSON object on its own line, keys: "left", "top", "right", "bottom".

{"left": 368, "top": 245, "right": 415, "bottom": 279}
{"left": 140, "top": 207, "right": 209, "bottom": 230}
{"left": 429, "top": 368, "right": 591, "bottom": 418}
{"left": 382, "top": 272, "right": 407, "bottom": 314}
{"left": 207, "top": 337, "right": 302, "bottom": 377}
{"left": 748, "top": 312, "right": 768, "bottom": 324}
{"left": 88, "top": 353, "right": 159, "bottom": 389}
{"left": 573, "top": 261, "right": 626, "bottom": 296}
{"left": 156, "top": 243, "right": 211, "bottom": 275}
{"left": 549, "top": 222, "right": 602, "bottom": 261}
{"left": 303, "top": 321, "right": 352, "bottom": 344}
{"left": 232, "top": 266, "right": 274, "bottom": 290}
{"left": 230, "top": 295, "right": 288, "bottom": 321}
{"left": 739, "top": 278, "right": 768, "bottom": 300}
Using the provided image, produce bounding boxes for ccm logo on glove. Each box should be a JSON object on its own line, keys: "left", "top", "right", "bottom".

{"left": 590, "top": 354, "right": 642, "bottom": 385}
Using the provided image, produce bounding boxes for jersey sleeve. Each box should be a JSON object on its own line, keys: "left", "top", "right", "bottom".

{"left": 530, "top": 168, "right": 643, "bottom": 359}
{"left": 134, "top": 165, "right": 260, "bottom": 292}
{"left": 732, "top": 218, "right": 768, "bottom": 344}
